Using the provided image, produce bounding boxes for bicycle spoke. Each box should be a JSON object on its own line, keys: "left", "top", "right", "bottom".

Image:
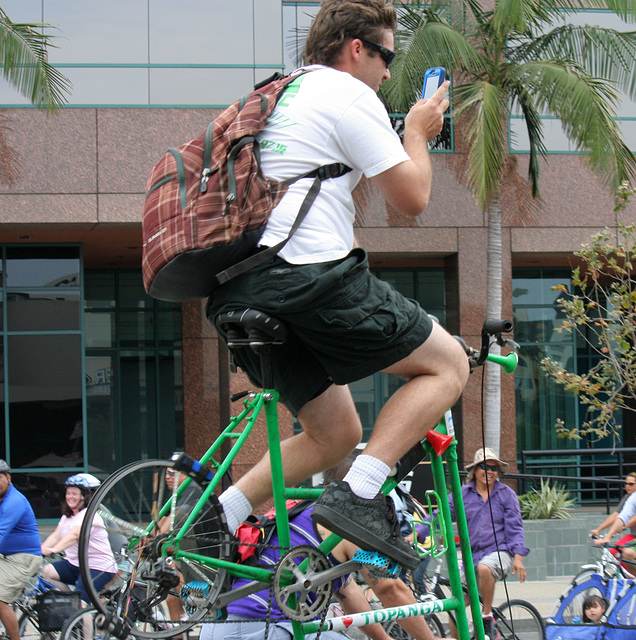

{"left": 78, "top": 460, "right": 232, "bottom": 639}
{"left": 495, "top": 600, "right": 544, "bottom": 640}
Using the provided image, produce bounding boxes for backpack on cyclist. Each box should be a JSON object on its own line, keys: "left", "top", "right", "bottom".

{"left": 142, "top": 71, "right": 351, "bottom": 303}
{"left": 235, "top": 499, "right": 314, "bottom": 564}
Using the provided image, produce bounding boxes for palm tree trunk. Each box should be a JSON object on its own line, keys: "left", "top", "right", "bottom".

{"left": 485, "top": 197, "right": 503, "bottom": 452}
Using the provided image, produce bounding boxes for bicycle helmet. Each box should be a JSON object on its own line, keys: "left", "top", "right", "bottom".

{"left": 65, "top": 473, "right": 100, "bottom": 489}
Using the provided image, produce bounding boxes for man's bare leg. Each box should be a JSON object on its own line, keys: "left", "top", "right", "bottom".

{"left": 220, "top": 383, "right": 363, "bottom": 530}
{"left": 362, "top": 322, "right": 469, "bottom": 466}
{"left": 477, "top": 564, "right": 497, "bottom": 615}
{"left": 0, "top": 600, "right": 20, "bottom": 640}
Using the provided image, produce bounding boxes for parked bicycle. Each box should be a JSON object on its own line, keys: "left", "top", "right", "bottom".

{"left": 78, "top": 315, "right": 519, "bottom": 640}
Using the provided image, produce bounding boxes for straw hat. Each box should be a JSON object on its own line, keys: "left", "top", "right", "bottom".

{"left": 465, "top": 447, "right": 509, "bottom": 482}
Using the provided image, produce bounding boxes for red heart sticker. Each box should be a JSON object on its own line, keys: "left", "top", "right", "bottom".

{"left": 342, "top": 617, "right": 354, "bottom": 628}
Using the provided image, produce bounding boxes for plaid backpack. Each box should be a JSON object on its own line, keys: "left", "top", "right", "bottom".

{"left": 142, "top": 71, "right": 351, "bottom": 302}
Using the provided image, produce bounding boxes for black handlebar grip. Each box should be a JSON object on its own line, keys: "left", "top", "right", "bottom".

{"left": 482, "top": 318, "right": 513, "bottom": 335}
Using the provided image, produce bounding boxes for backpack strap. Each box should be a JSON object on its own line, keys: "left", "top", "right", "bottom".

{"left": 214, "top": 162, "right": 351, "bottom": 286}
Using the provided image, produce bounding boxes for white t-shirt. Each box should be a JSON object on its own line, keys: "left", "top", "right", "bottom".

{"left": 257, "top": 65, "right": 410, "bottom": 264}
{"left": 58, "top": 509, "right": 117, "bottom": 573}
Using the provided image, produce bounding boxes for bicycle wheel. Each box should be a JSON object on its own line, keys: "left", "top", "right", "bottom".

{"left": 78, "top": 459, "right": 232, "bottom": 639}
{"left": 385, "top": 615, "right": 446, "bottom": 639}
{"left": 494, "top": 599, "right": 544, "bottom": 640}
{"left": 17, "top": 608, "right": 61, "bottom": 640}
{"left": 60, "top": 608, "right": 102, "bottom": 640}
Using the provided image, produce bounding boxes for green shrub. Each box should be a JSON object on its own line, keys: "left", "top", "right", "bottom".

{"left": 518, "top": 479, "right": 576, "bottom": 519}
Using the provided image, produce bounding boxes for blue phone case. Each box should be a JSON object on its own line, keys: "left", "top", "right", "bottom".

{"left": 421, "top": 67, "right": 446, "bottom": 99}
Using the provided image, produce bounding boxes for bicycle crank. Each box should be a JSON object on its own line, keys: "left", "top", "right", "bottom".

{"left": 273, "top": 544, "right": 333, "bottom": 621}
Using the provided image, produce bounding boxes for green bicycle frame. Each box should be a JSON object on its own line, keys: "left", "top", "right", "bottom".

{"left": 143, "top": 348, "right": 516, "bottom": 640}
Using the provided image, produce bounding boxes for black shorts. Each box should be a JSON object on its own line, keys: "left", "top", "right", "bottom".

{"left": 207, "top": 248, "right": 433, "bottom": 415}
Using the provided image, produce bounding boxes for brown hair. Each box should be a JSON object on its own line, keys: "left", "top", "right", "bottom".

{"left": 304, "top": 0, "right": 397, "bottom": 66}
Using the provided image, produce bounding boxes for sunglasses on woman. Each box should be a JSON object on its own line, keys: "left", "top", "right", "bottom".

{"left": 478, "top": 462, "right": 500, "bottom": 472}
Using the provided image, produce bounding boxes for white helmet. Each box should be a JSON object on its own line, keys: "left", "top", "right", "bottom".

{"left": 66, "top": 473, "right": 101, "bottom": 489}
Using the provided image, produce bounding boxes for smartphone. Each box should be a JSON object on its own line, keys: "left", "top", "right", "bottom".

{"left": 421, "top": 67, "right": 446, "bottom": 100}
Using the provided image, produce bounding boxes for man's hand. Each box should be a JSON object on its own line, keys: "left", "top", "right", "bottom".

{"left": 512, "top": 555, "right": 526, "bottom": 583}
{"left": 404, "top": 81, "right": 450, "bottom": 143}
{"left": 595, "top": 535, "right": 611, "bottom": 546}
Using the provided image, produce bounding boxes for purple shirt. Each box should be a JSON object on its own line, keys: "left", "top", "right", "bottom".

{"left": 229, "top": 504, "right": 345, "bottom": 619}
{"left": 449, "top": 480, "right": 529, "bottom": 565}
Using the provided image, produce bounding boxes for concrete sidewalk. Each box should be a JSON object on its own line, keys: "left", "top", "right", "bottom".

{"left": 493, "top": 578, "right": 571, "bottom": 618}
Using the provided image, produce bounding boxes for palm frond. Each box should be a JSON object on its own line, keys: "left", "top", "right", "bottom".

{"left": 510, "top": 61, "right": 636, "bottom": 190}
{"left": 0, "top": 9, "right": 71, "bottom": 112}
{"left": 520, "top": 25, "right": 636, "bottom": 100}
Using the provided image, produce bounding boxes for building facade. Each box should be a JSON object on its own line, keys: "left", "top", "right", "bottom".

{"left": 1, "top": 0, "right": 634, "bottom": 519}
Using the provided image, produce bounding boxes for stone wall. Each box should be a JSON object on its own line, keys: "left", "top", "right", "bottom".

{"left": 523, "top": 512, "right": 609, "bottom": 581}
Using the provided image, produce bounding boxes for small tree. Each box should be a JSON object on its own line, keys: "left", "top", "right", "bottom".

{"left": 541, "top": 183, "right": 636, "bottom": 443}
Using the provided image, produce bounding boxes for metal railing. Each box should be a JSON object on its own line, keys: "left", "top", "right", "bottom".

{"left": 514, "top": 447, "right": 636, "bottom": 512}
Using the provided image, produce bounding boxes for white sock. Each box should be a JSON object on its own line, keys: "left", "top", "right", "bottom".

{"left": 342, "top": 454, "right": 391, "bottom": 499}
{"left": 219, "top": 486, "right": 252, "bottom": 533}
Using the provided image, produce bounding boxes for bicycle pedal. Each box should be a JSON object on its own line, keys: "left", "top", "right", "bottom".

{"left": 352, "top": 549, "right": 401, "bottom": 578}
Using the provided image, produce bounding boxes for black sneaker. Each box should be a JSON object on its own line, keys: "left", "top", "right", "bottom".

{"left": 482, "top": 616, "right": 500, "bottom": 640}
{"left": 312, "top": 480, "right": 421, "bottom": 570}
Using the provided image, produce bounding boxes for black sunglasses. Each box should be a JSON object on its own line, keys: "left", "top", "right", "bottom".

{"left": 478, "top": 462, "right": 500, "bottom": 472}
{"left": 626, "top": 482, "right": 636, "bottom": 486}
{"left": 358, "top": 37, "right": 395, "bottom": 67}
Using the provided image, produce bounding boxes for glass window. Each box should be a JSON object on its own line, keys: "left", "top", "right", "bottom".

{"left": 85, "top": 272, "right": 116, "bottom": 309}
{"left": 86, "top": 354, "right": 115, "bottom": 474}
{"left": 5, "top": 246, "right": 80, "bottom": 287}
{"left": 84, "top": 270, "right": 183, "bottom": 471}
{"left": 8, "top": 334, "right": 83, "bottom": 468}
{"left": 45, "top": 0, "right": 148, "bottom": 64}
{"left": 149, "top": 69, "right": 255, "bottom": 107}
{"left": 7, "top": 290, "right": 80, "bottom": 331}
{"left": 60, "top": 68, "right": 150, "bottom": 106}
{"left": 512, "top": 268, "right": 620, "bottom": 468}
{"left": 149, "top": 0, "right": 256, "bottom": 65}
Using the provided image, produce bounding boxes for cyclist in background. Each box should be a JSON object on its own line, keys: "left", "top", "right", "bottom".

{"left": 591, "top": 471, "right": 636, "bottom": 571}
{"left": 41, "top": 474, "right": 117, "bottom": 603}
{"left": 0, "top": 460, "right": 42, "bottom": 640}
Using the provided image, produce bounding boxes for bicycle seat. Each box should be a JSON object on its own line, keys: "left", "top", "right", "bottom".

{"left": 215, "top": 308, "right": 288, "bottom": 349}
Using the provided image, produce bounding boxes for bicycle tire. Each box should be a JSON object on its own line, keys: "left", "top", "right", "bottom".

{"left": 385, "top": 614, "right": 446, "bottom": 639}
{"left": 60, "top": 607, "right": 102, "bottom": 640}
{"left": 78, "top": 459, "right": 232, "bottom": 639}
{"left": 17, "top": 609, "right": 40, "bottom": 640}
{"left": 17, "top": 608, "right": 60, "bottom": 640}
{"left": 494, "top": 599, "right": 544, "bottom": 640}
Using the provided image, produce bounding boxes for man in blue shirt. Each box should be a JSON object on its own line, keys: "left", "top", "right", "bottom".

{"left": 0, "top": 460, "right": 42, "bottom": 640}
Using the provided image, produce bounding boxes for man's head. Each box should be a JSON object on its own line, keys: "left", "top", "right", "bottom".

{"left": 0, "top": 460, "right": 11, "bottom": 499}
{"left": 303, "top": 0, "right": 397, "bottom": 68}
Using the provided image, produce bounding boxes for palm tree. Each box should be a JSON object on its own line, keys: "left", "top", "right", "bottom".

{"left": 0, "top": 6, "right": 71, "bottom": 112}
{"left": 382, "top": 0, "right": 636, "bottom": 452}
{"left": 0, "top": 7, "right": 71, "bottom": 185}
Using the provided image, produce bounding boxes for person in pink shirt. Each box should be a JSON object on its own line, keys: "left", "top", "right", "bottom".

{"left": 41, "top": 474, "right": 116, "bottom": 603}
